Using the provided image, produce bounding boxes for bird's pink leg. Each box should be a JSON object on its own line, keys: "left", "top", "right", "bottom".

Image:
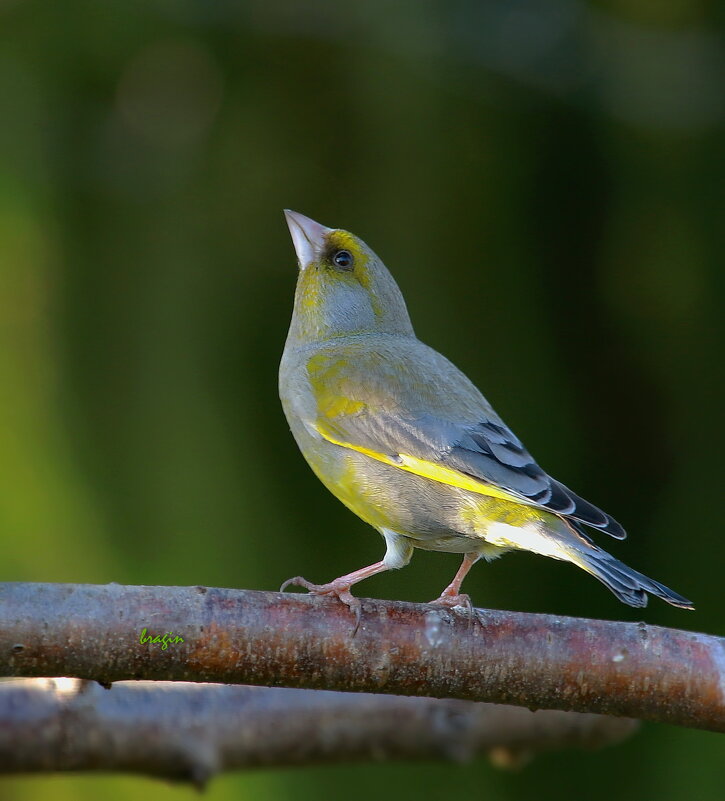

{"left": 280, "top": 561, "right": 390, "bottom": 632}
{"left": 429, "top": 552, "right": 480, "bottom": 610}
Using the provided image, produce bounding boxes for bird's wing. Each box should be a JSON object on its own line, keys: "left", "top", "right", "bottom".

{"left": 306, "top": 340, "right": 626, "bottom": 539}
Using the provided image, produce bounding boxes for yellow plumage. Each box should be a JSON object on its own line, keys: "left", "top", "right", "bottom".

{"left": 278, "top": 210, "right": 694, "bottom": 614}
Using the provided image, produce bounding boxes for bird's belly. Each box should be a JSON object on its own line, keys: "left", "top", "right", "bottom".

{"left": 296, "top": 434, "right": 546, "bottom": 554}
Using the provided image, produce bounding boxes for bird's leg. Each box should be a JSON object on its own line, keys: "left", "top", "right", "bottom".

{"left": 280, "top": 560, "right": 389, "bottom": 599}
{"left": 429, "top": 552, "right": 480, "bottom": 610}
{"left": 280, "top": 561, "right": 390, "bottom": 633}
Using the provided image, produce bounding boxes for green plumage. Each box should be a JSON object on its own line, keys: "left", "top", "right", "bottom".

{"left": 279, "top": 210, "right": 693, "bottom": 611}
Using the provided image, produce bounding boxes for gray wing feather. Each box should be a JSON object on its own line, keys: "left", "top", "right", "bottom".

{"left": 309, "top": 339, "right": 626, "bottom": 540}
{"left": 329, "top": 411, "right": 626, "bottom": 540}
{"left": 451, "top": 418, "right": 625, "bottom": 539}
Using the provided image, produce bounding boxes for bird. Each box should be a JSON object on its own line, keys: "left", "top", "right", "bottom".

{"left": 278, "top": 210, "right": 693, "bottom": 619}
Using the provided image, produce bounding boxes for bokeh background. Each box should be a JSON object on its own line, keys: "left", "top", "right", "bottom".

{"left": 1, "top": 0, "right": 723, "bottom": 799}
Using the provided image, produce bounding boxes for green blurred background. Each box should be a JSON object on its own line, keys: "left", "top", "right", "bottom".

{"left": 1, "top": 0, "right": 723, "bottom": 798}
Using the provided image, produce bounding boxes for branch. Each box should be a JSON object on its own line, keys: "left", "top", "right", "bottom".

{"left": 0, "top": 679, "right": 637, "bottom": 785}
{"left": 0, "top": 583, "right": 722, "bottom": 732}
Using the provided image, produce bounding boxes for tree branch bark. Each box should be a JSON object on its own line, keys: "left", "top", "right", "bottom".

{"left": 0, "top": 679, "right": 637, "bottom": 785}
{"left": 0, "top": 582, "right": 722, "bottom": 732}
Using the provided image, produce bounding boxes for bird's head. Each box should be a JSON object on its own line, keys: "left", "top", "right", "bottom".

{"left": 283, "top": 210, "right": 414, "bottom": 344}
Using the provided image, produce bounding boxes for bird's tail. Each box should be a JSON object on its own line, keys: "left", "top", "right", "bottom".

{"left": 572, "top": 543, "right": 694, "bottom": 610}
{"left": 480, "top": 515, "right": 694, "bottom": 609}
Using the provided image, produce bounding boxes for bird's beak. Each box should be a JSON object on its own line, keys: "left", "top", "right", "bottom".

{"left": 284, "top": 210, "right": 332, "bottom": 270}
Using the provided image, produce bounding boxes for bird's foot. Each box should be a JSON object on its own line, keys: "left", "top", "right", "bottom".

{"left": 428, "top": 591, "right": 473, "bottom": 614}
{"left": 280, "top": 575, "right": 362, "bottom": 634}
{"left": 429, "top": 590, "right": 476, "bottom": 629}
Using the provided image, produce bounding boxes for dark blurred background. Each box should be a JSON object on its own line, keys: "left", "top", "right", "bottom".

{"left": 1, "top": 0, "right": 723, "bottom": 798}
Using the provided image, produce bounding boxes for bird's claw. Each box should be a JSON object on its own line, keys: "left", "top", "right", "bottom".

{"left": 429, "top": 591, "right": 476, "bottom": 628}
{"left": 279, "top": 575, "right": 362, "bottom": 636}
{"left": 429, "top": 591, "right": 472, "bottom": 611}
{"left": 429, "top": 592, "right": 473, "bottom": 614}
{"left": 430, "top": 591, "right": 476, "bottom": 631}
{"left": 279, "top": 575, "right": 316, "bottom": 593}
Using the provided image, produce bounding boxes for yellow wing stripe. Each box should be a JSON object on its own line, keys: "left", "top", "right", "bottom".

{"left": 315, "top": 424, "right": 531, "bottom": 506}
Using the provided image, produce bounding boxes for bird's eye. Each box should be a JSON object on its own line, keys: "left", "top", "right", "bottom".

{"left": 332, "top": 250, "right": 354, "bottom": 270}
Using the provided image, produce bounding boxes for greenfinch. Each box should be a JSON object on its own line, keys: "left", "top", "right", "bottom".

{"left": 279, "top": 210, "right": 693, "bottom": 615}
